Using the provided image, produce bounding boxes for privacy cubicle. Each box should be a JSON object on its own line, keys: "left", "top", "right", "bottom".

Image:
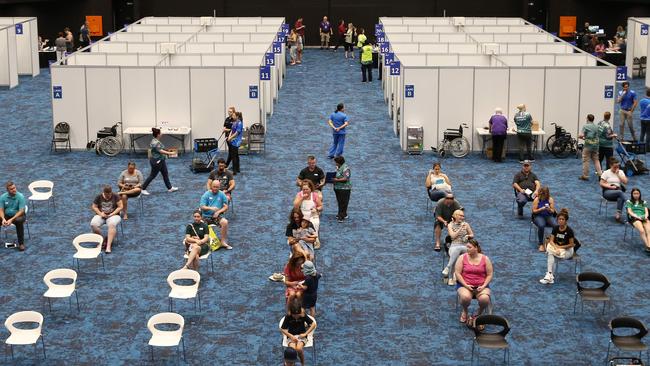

{"left": 0, "top": 17, "right": 39, "bottom": 88}
{"left": 51, "top": 16, "right": 287, "bottom": 151}
{"left": 379, "top": 17, "right": 616, "bottom": 153}
{"left": 625, "top": 17, "right": 650, "bottom": 87}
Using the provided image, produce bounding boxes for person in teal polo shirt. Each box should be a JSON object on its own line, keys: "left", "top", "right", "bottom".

{"left": 513, "top": 104, "right": 533, "bottom": 162}
{"left": 0, "top": 181, "right": 27, "bottom": 251}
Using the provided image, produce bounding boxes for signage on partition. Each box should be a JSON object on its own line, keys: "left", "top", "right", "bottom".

{"left": 405, "top": 85, "right": 414, "bottom": 98}
{"left": 272, "top": 42, "right": 282, "bottom": 54}
{"left": 249, "top": 85, "right": 259, "bottom": 99}
{"left": 380, "top": 43, "right": 390, "bottom": 54}
{"left": 384, "top": 52, "right": 394, "bottom": 66}
{"left": 641, "top": 24, "right": 649, "bottom": 36}
{"left": 282, "top": 23, "right": 290, "bottom": 35}
{"left": 259, "top": 66, "right": 271, "bottom": 81}
{"left": 390, "top": 61, "right": 401, "bottom": 76}
{"left": 53, "top": 86, "right": 62, "bottom": 99}
{"left": 276, "top": 35, "right": 286, "bottom": 43}
{"left": 265, "top": 53, "right": 275, "bottom": 66}
{"left": 375, "top": 24, "right": 384, "bottom": 36}
{"left": 604, "top": 85, "right": 614, "bottom": 99}
{"left": 616, "top": 66, "right": 627, "bottom": 81}
{"left": 15, "top": 24, "right": 23, "bottom": 35}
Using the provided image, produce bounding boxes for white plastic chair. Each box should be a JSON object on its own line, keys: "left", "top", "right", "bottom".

{"left": 27, "top": 180, "right": 55, "bottom": 214}
{"left": 279, "top": 315, "right": 316, "bottom": 364}
{"left": 167, "top": 269, "right": 201, "bottom": 312}
{"left": 147, "top": 312, "right": 186, "bottom": 362}
{"left": 182, "top": 240, "right": 214, "bottom": 274}
{"left": 72, "top": 233, "right": 105, "bottom": 272}
{"left": 4, "top": 311, "right": 46, "bottom": 360}
{"left": 43, "top": 269, "right": 79, "bottom": 312}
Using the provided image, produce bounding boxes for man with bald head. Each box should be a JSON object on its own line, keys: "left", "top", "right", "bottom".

{"left": 199, "top": 180, "right": 232, "bottom": 249}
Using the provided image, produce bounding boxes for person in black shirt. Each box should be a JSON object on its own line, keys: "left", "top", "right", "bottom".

{"left": 298, "top": 260, "right": 321, "bottom": 317}
{"left": 223, "top": 107, "right": 241, "bottom": 172}
{"left": 540, "top": 208, "right": 576, "bottom": 285}
{"left": 182, "top": 210, "right": 210, "bottom": 271}
{"left": 512, "top": 160, "right": 541, "bottom": 217}
{"left": 296, "top": 155, "right": 325, "bottom": 201}
{"left": 280, "top": 300, "right": 317, "bottom": 366}
{"left": 206, "top": 158, "right": 235, "bottom": 200}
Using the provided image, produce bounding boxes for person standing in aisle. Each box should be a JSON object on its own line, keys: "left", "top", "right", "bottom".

{"left": 79, "top": 20, "right": 91, "bottom": 51}
{"left": 344, "top": 23, "right": 356, "bottom": 59}
{"left": 141, "top": 128, "right": 179, "bottom": 195}
{"left": 64, "top": 27, "right": 74, "bottom": 53}
{"left": 513, "top": 104, "right": 533, "bottom": 162}
{"left": 639, "top": 89, "right": 650, "bottom": 151}
{"left": 360, "top": 40, "right": 373, "bottom": 82}
{"left": 319, "top": 16, "right": 332, "bottom": 49}
{"left": 294, "top": 17, "right": 305, "bottom": 63}
{"left": 327, "top": 103, "right": 350, "bottom": 158}
{"left": 333, "top": 19, "right": 346, "bottom": 52}
{"left": 55, "top": 32, "right": 67, "bottom": 62}
{"left": 356, "top": 28, "right": 367, "bottom": 58}
{"left": 333, "top": 156, "right": 351, "bottom": 223}
{"left": 223, "top": 106, "right": 238, "bottom": 166}
{"left": 578, "top": 114, "right": 602, "bottom": 180}
{"left": 617, "top": 81, "right": 638, "bottom": 141}
{"left": 598, "top": 112, "right": 616, "bottom": 170}
{"left": 227, "top": 112, "right": 243, "bottom": 175}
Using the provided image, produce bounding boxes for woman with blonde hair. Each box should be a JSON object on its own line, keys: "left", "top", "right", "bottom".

{"left": 443, "top": 209, "right": 474, "bottom": 286}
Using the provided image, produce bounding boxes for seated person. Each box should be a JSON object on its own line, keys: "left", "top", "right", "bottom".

{"left": 199, "top": 180, "right": 232, "bottom": 249}
{"left": 531, "top": 186, "right": 557, "bottom": 252}
{"left": 286, "top": 209, "right": 310, "bottom": 259}
{"left": 206, "top": 158, "right": 235, "bottom": 201}
{"left": 90, "top": 185, "right": 123, "bottom": 254}
{"left": 280, "top": 300, "right": 317, "bottom": 366}
{"left": 443, "top": 210, "right": 474, "bottom": 286}
{"left": 283, "top": 254, "right": 306, "bottom": 302}
{"left": 117, "top": 161, "right": 143, "bottom": 220}
{"left": 626, "top": 188, "right": 650, "bottom": 252}
{"left": 600, "top": 157, "right": 628, "bottom": 222}
{"left": 294, "top": 181, "right": 322, "bottom": 249}
{"left": 283, "top": 347, "right": 301, "bottom": 366}
{"left": 512, "top": 160, "right": 540, "bottom": 218}
{"left": 296, "top": 155, "right": 325, "bottom": 201}
{"left": 182, "top": 210, "right": 210, "bottom": 270}
{"left": 425, "top": 162, "right": 452, "bottom": 202}
{"left": 0, "top": 181, "right": 27, "bottom": 251}
{"left": 434, "top": 192, "right": 462, "bottom": 251}
{"left": 540, "top": 208, "right": 575, "bottom": 285}
{"left": 455, "top": 239, "right": 493, "bottom": 327}
{"left": 292, "top": 219, "right": 317, "bottom": 261}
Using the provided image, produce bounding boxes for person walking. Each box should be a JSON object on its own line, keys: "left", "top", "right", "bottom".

{"left": 333, "top": 156, "right": 351, "bottom": 222}
{"left": 579, "top": 114, "right": 602, "bottom": 180}
{"left": 513, "top": 104, "right": 533, "bottom": 162}
{"left": 639, "top": 89, "right": 650, "bottom": 150}
{"left": 141, "top": 127, "right": 179, "bottom": 195}
{"left": 327, "top": 103, "right": 350, "bottom": 158}
{"left": 488, "top": 107, "right": 507, "bottom": 162}
{"left": 227, "top": 112, "right": 243, "bottom": 174}
{"left": 294, "top": 17, "right": 305, "bottom": 63}
{"left": 360, "top": 39, "right": 373, "bottom": 82}
{"left": 617, "top": 81, "right": 638, "bottom": 141}
{"left": 319, "top": 16, "right": 332, "bottom": 49}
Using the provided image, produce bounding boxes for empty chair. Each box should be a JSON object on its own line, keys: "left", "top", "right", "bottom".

{"left": 606, "top": 317, "right": 648, "bottom": 364}
{"left": 167, "top": 269, "right": 201, "bottom": 312}
{"left": 574, "top": 272, "right": 611, "bottom": 314}
{"left": 147, "top": 312, "right": 186, "bottom": 362}
{"left": 471, "top": 314, "right": 510, "bottom": 365}
{"left": 51, "top": 122, "right": 71, "bottom": 152}
{"left": 4, "top": 311, "right": 46, "bottom": 360}
{"left": 72, "top": 233, "right": 105, "bottom": 272}
{"left": 43, "top": 269, "right": 79, "bottom": 312}
{"left": 27, "top": 180, "right": 55, "bottom": 213}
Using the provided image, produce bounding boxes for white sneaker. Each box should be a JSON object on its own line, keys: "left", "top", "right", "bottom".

{"left": 141, "top": 190, "right": 150, "bottom": 196}
{"left": 168, "top": 187, "right": 179, "bottom": 192}
{"left": 441, "top": 267, "right": 449, "bottom": 277}
{"left": 539, "top": 273, "right": 554, "bottom": 284}
{"left": 447, "top": 277, "right": 456, "bottom": 286}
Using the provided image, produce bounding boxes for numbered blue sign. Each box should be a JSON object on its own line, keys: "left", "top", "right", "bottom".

{"left": 377, "top": 36, "right": 385, "bottom": 43}
{"left": 379, "top": 43, "right": 390, "bottom": 54}
{"left": 384, "top": 52, "right": 394, "bottom": 66}
{"left": 616, "top": 66, "right": 627, "bottom": 81}
{"left": 276, "top": 35, "right": 286, "bottom": 43}
{"left": 405, "top": 85, "right": 414, "bottom": 98}
{"left": 259, "top": 66, "right": 271, "bottom": 81}
{"left": 249, "top": 85, "right": 259, "bottom": 99}
{"left": 389, "top": 61, "right": 401, "bottom": 76}
{"left": 265, "top": 53, "right": 275, "bottom": 66}
{"left": 641, "top": 24, "right": 649, "bottom": 36}
{"left": 282, "top": 23, "right": 290, "bottom": 35}
{"left": 375, "top": 24, "right": 384, "bottom": 36}
{"left": 604, "top": 85, "right": 614, "bottom": 99}
{"left": 272, "top": 42, "right": 282, "bottom": 54}
{"left": 15, "top": 24, "right": 23, "bottom": 35}
{"left": 53, "top": 86, "right": 62, "bottom": 99}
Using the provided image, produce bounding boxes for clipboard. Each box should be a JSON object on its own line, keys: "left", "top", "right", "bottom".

{"left": 325, "top": 172, "right": 336, "bottom": 184}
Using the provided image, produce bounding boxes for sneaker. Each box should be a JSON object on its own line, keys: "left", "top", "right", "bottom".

{"left": 539, "top": 273, "right": 554, "bottom": 284}
{"left": 336, "top": 217, "right": 344, "bottom": 223}
{"left": 141, "top": 190, "right": 150, "bottom": 196}
{"left": 314, "top": 238, "right": 321, "bottom": 250}
{"left": 447, "top": 277, "right": 456, "bottom": 286}
{"left": 441, "top": 267, "right": 449, "bottom": 277}
{"left": 168, "top": 187, "right": 179, "bottom": 192}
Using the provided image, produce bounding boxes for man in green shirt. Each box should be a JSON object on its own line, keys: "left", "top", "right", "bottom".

{"left": 0, "top": 181, "right": 27, "bottom": 251}
{"left": 360, "top": 39, "right": 373, "bottom": 83}
{"left": 597, "top": 111, "right": 616, "bottom": 170}
{"left": 579, "top": 114, "right": 602, "bottom": 180}
{"left": 513, "top": 104, "right": 533, "bottom": 162}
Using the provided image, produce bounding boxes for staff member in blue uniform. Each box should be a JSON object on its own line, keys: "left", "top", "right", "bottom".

{"left": 327, "top": 103, "right": 350, "bottom": 159}
{"left": 227, "top": 112, "right": 243, "bottom": 174}
{"left": 617, "top": 81, "right": 638, "bottom": 141}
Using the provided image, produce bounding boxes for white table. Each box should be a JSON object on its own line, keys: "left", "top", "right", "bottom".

{"left": 124, "top": 126, "right": 191, "bottom": 155}
{"left": 476, "top": 127, "right": 546, "bottom": 158}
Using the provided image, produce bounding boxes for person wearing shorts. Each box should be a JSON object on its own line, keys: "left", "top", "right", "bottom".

{"left": 90, "top": 185, "right": 123, "bottom": 254}
{"left": 182, "top": 210, "right": 210, "bottom": 270}
{"left": 117, "top": 161, "right": 144, "bottom": 220}
{"left": 200, "top": 180, "right": 232, "bottom": 249}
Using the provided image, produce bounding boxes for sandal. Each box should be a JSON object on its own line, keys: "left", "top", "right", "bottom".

{"left": 459, "top": 311, "right": 468, "bottom": 323}
{"left": 434, "top": 243, "right": 441, "bottom": 252}
{"left": 222, "top": 243, "right": 233, "bottom": 250}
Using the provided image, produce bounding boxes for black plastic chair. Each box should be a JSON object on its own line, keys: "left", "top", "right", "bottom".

{"left": 471, "top": 314, "right": 510, "bottom": 365}
{"left": 574, "top": 272, "right": 611, "bottom": 314}
{"left": 51, "top": 122, "right": 71, "bottom": 152}
{"left": 606, "top": 317, "right": 649, "bottom": 365}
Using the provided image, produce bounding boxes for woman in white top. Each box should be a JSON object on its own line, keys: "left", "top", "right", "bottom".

{"left": 425, "top": 162, "right": 452, "bottom": 202}
{"left": 293, "top": 181, "right": 323, "bottom": 248}
{"left": 599, "top": 157, "right": 628, "bottom": 222}
{"left": 117, "top": 162, "right": 144, "bottom": 220}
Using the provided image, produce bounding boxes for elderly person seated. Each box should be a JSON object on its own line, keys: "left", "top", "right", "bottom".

{"left": 531, "top": 186, "right": 557, "bottom": 252}
{"left": 199, "top": 180, "right": 232, "bottom": 249}
{"left": 455, "top": 239, "right": 493, "bottom": 327}
{"left": 206, "top": 158, "right": 235, "bottom": 201}
{"left": 600, "top": 157, "right": 628, "bottom": 222}
{"left": 425, "top": 162, "right": 452, "bottom": 202}
{"left": 182, "top": 210, "right": 210, "bottom": 271}
{"left": 434, "top": 192, "right": 462, "bottom": 251}
{"left": 626, "top": 188, "right": 650, "bottom": 252}
{"left": 539, "top": 208, "right": 576, "bottom": 285}
{"left": 512, "top": 160, "right": 541, "bottom": 218}
{"left": 443, "top": 209, "right": 474, "bottom": 286}
{"left": 117, "top": 161, "right": 143, "bottom": 220}
{"left": 90, "top": 185, "right": 123, "bottom": 254}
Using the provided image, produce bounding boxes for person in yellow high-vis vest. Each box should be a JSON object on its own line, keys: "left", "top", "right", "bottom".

{"left": 360, "top": 40, "right": 374, "bottom": 82}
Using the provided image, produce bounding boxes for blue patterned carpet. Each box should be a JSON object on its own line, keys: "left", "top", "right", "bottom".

{"left": 0, "top": 50, "right": 649, "bottom": 365}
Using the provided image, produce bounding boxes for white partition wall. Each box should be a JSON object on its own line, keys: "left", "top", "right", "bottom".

{"left": 0, "top": 26, "right": 19, "bottom": 88}
{"left": 625, "top": 17, "right": 650, "bottom": 87}
{"left": 0, "top": 17, "right": 39, "bottom": 78}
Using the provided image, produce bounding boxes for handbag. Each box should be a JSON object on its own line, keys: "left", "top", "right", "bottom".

{"left": 208, "top": 225, "right": 222, "bottom": 251}
{"left": 546, "top": 241, "right": 566, "bottom": 257}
